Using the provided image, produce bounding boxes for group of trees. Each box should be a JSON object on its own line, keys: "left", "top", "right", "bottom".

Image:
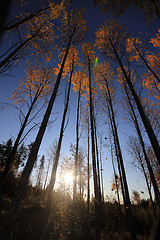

{"left": 0, "top": 0, "right": 160, "bottom": 239}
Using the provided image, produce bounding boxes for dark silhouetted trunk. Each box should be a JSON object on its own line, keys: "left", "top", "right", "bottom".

{"left": 107, "top": 102, "right": 127, "bottom": 209}
{"left": 0, "top": 0, "right": 11, "bottom": 40}
{"left": 5, "top": 36, "right": 72, "bottom": 226}
{"left": 87, "top": 119, "right": 90, "bottom": 214}
{"left": 141, "top": 158, "right": 157, "bottom": 216}
{"left": 2, "top": 6, "right": 50, "bottom": 34}
{"left": 88, "top": 56, "right": 101, "bottom": 240}
{"left": 73, "top": 84, "right": 81, "bottom": 201}
{"left": 0, "top": 28, "right": 40, "bottom": 73}
{"left": 110, "top": 143, "right": 122, "bottom": 219}
{"left": 46, "top": 68, "right": 73, "bottom": 210}
{"left": 2, "top": 89, "right": 41, "bottom": 179}
{"left": 104, "top": 76, "right": 136, "bottom": 240}
{"left": 134, "top": 45, "right": 160, "bottom": 83}
{"left": 94, "top": 117, "right": 102, "bottom": 202}
{"left": 151, "top": 0, "right": 160, "bottom": 19}
{"left": 124, "top": 83, "right": 160, "bottom": 210}
{"left": 100, "top": 138, "right": 104, "bottom": 203}
{"left": 109, "top": 37, "right": 160, "bottom": 167}
{"left": 43, "top": 157, "right": 51, "bottom": 190}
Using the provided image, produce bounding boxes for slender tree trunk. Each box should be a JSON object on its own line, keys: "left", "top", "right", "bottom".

{"left": 88, "top": 56, "right": 101, "bottom": 240}
{"left": 73, "top": 85, "right": 81, "bottom": 201}
{"left": 100, "top": 138, "right": 104, "bottom": 203}
{"left": 0, "top": 0, "right": 12, "bottom": 40}
{"left": 141, "top": 159, "right": 157, "bottom": 216}
{"left": 79, "top": 159, "right": 82, "bottom": 200}
{"left": 110, "top": 143, "right": 122, "bottom": 218}
{"left": 5, "top": 37, "right": 72, "bottom": 225}
{"left": 36, "top": 155, "right": 45, "bottom": 188}
{"left": 2, "top": 92, "right": 39, "bottom": 179}
{"left": 2, "top": 6, "right": 50, "bottom": 34}
{"left": 43, "top": 157, "right": 51, "bottom": 190}
{"left": 87, "top": 119, "right": 90, "bottom": 214}
{"left": 150, "top": 0, "right": 160, "bottom": 19}
{"left": 104, "top": 77, "right": 131, "bottom": 208}
{"left": 124, "top": 83, "right": 160, "bottom": 209}
{"left": 104, "top": 76, "right": 136, "bottom": 239}
{"left": 108, "top": 100, "right": 136, "bottom": 240}
{"left": 110, "top": 103, "right": 131, "bottom": 211}
{"left": 107, "top": 103, "right": 127, "bottom": 210}
{"left": 46, "top": 68, "right": 73, "bottom": 210}
{"left": 94, "top": 117, "right": 102, "bottom": 202}
{"left": 0, "top": 28, "right": 40, "bottom": 72}
{"left": 109, "top": 38, "right": 160, "bottom": 167}
{"left": 134, "top": 45, "right": 160, "bottom": 83}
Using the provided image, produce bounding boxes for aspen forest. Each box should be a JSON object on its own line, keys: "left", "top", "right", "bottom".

{"left": 0, "top": 0, "right": 160, "bottom": 239}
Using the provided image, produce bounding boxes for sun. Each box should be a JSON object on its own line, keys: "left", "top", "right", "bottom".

{"left": 63, "top": 171, "right": 74, "bottom": 184}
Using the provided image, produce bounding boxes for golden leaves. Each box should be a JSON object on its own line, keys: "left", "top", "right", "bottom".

{"left": 150, "top": 29, "right": 160, "bottom": 48}
{"left": 81, "top": 42, "right": 96, "bottom": 64}
{"left": 95, "top": 19, "right": 126, "bottom": 59}
{"left": 49, "top": 0, "right": 66, "bottom": 20}
{"left": 54, "top": 46, "right": 79, "bottom": 77}
{"left": 142, "top": 71, "right": 160, "bottom": 101}
{"left": 146, "top": 53, "right": 159, "bottom": 69}
{"left": 147, "top": 29, "right": 160, "bottom": 72}
{"left": 93, "top": 62, "right": 115, "bottom": 99}
{"left": 64, "top": 46, "right": 79, "bottom": 72}
{"left": 126, "top": 37, "right": 141, "bottom": 62}
{"left": 72, "top": 70, "right": 87, "bottom": 93}
{"left": 59, "top": 8, "right": 88, "bottom": 45}
{"left": 11, "top": 61, "right": 54, "bottom": 105}
{"left": 24, "top": 5, "right": 56, "bottom": 61}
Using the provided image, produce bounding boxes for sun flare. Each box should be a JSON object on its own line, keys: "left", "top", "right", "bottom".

{"left": 63, "top": 171, "right": 74, "bottom": 184}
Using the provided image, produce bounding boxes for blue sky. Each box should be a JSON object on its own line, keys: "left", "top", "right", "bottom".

{"left": 0, "top": 0, "right": 159, "bottom": 201}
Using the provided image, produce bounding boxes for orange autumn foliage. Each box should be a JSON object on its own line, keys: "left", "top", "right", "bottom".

{"left": 126, "top": 37, "right": 143, "bottom": 62}
{"left": 95, "top": 19, "right": 127, "bottom": 59}
{"left": 81, "top": 42, "right": 97, "bottom": 101}
{"left": 58, "top": 8, "right": 88, "bottom": 45}
{"left": 11, "top": 62, "right": 54, "bottom": 105}
{"left": 142, "top": 71, "right": 160, "bottom": 101}
{"left": 54, "top": 46, "right": 79, "bottom": 78}
{"left": 150, "top": 28, "right": 160, "bottom": 48}
{"left": 72, "top": 70, "right": 87, "bottom": 93}
{"left": 93, "top": 62, "right": 115, "bottom": 98}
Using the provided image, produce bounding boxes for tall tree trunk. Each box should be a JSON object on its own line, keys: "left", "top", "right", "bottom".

{"left": 108, "top": 100, "right": 136, "bottom": 239}
{"left": 109, "top": 38, "right": 160, "bottom": 167}
{"left": 110, "top": 143, "right": 122, "bottom": 218}
{"left": 46, "top": 68, "right": 73, "bottom": 210}
{"left": 79, "top": 159, "right": 82, "bottom": 200}
{"left": 151, "top": 0, "right": 160, "bottom": 19}
{"left": 2, "top": 91, "right": 40, "bottom": 179}
{"left": 141, "top": 158, "right": 156, "bottom": 216}
{"left": 88, "top": 56, "right": 101, "bottom": 240}
{"left": 43, "top": 157, "right": 51, "bottom": 190}
{"left": 0, "top": 0, "right": 11, "bottom": 40}
{"left": 104, "top": 77, "right": 131, "bottom": 209}
{"left": 87, "top": 119, "right": 90, "bottom": 214}
{"left": 94, "top": 117, "right": 102, "bottom": 202}
{"left": 100, "top": 138, "right": 104, "bottom": 203}
{"left": 0, "top": 28, "right": 40, "bottom": 73}
{"left": 2, "top": 6, "right": 50, "bottom": 34}
{"left": 134, "top": 45, "right": 160, "bottom": 83}
{"left": 108, "top": 104, "right": 127, "bottom": 209}
{"left": 104, "top": 76, "right": 136, "bottom": 239}
{"left": 124, "top": 83, "right": 160, "bottom": 209}
{"left": 73, "top": 84, "right": 81, "bottom": 201}
{"left": 5, "top": 37, "right": 72, "bottom": 225}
